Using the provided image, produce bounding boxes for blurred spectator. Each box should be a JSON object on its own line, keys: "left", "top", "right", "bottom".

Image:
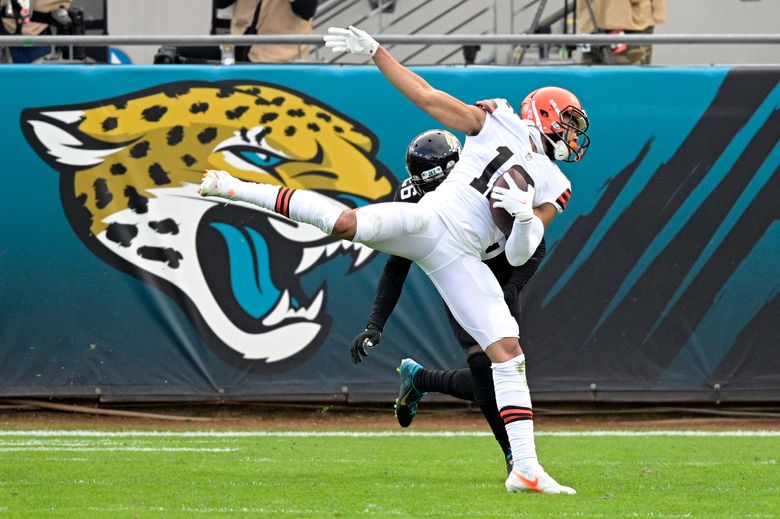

{"left": 1, "top": 0, "right": 72, "bottom": 63}
{"left": 154, "top": 0, "right": 317, "bottom": 65}
{"left": 577, "top": 0, "right": 666, "bottom": 65}
{"left": 221, "top": 0, "right": 317, "bottom": 63}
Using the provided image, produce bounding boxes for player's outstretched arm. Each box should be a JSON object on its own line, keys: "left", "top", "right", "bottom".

{"left": 371, "top": 46, "right": 485, "bottom": 135}
{"left": 324, "top": 26, "right": 485, "bottom": 135}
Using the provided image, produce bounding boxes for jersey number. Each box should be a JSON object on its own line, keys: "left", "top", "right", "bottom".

{"left": 469, "top": 146, "right": 534, "bottom": 196}
{"left": 399, "top": 184, "right": 418, "bottom": 200}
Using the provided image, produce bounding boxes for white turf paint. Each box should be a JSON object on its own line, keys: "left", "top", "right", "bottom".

{"left": 0, "top": 430, "right": 779, "bottom": 438}
{"left": 0, "top": 447, "right": 236, "bottom": 452}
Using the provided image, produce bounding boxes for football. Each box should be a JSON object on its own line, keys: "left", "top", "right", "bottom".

{"left": 489, "top": 168, "right": 530, "bottom": 236}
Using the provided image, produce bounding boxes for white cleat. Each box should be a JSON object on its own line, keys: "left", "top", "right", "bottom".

{"left": 505, "top": 467, "right": 577, "bottom": 495}
{"left": 197, "top": 169, "right": 237, "bottom": 199}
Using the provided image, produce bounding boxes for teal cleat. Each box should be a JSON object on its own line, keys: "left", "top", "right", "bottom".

{"left": 394, "top": 358, "right": 425, "bottom": 427}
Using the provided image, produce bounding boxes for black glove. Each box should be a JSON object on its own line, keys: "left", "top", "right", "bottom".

{"left": 349, "top": 323, "right": 382, "bottom": 364}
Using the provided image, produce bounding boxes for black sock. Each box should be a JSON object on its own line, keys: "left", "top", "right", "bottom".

{"left": 468, "top": 351, "right": 511, "bottom": 458}
{"left": 413, "top": 368, "right": 473, "bottom": 401}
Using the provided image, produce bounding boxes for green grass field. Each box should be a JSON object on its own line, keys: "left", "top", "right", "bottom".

{"left": 1, "top": 430, "right": 778, "bottom": 518}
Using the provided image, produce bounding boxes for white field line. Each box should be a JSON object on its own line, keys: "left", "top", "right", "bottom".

{"left": 0, "top": 446, "right": 236, "bottom": 452}
{"left": 83, "top": 506, "right": 505, "bottom": 517}
{"left": 0, "top": 430, "right": 779, "bottom": 438}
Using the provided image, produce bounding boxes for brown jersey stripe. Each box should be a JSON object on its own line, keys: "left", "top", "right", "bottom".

{"left": 556, "top": 189, "right": 572, "bottom": 210}
{"left": 475, "top": 99, "right": 498, "bottom": 114}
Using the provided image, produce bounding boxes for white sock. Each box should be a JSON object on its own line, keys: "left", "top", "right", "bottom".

{"left": 228, "top": 179, "right": 342, "bottom": 235}
{"left": 492, "top": 354, "right": 541, "bottom": 473}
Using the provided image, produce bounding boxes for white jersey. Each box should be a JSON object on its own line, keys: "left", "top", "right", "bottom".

{"left": 396, "top": 177, "right": 506, "bottom": 261}
{"left": 419, "top": 98, "right": 572, "bottom": 255}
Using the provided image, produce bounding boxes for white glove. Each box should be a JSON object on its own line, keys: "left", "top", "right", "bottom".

{"left": 323, "top": 26, "right": 379, "bottom": 57}
{"left": 491, "top": 174, "right": 536, "bottom": 222}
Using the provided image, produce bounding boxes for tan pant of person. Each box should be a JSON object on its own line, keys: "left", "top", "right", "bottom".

{"left": 581, "top": 26, "right": 654, "bottom": 65}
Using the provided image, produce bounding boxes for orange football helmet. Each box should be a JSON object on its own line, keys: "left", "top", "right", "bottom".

{"left": 521, "top": 86, "right": 590, "bottom": 162}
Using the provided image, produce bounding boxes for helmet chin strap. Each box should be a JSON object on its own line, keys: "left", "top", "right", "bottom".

{"left": 541, "top": 131, "right": 569, "bottom": 161}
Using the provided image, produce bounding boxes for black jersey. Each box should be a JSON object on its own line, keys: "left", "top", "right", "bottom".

{"left": 394, "top": 178, "right": 425, "bottom": 204}
{"left": 367, "top": 179, "right": 546, "bottom": 346}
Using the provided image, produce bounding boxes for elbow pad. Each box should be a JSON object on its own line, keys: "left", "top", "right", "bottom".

{"left": 505, "top": 215, "right": 544, "bottom": 267}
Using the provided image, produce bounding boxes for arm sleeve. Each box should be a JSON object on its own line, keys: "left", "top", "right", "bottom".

{"left": 367, "top": 254, "right": 413, "bottom": 330}
{"left": 504, "top": 215, "right": 545, "bottom": 267}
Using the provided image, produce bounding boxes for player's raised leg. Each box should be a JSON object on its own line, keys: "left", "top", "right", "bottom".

{"left": 198, "top": 170, "right": 444, "bottom": 259}
{"left": 198, "top": 169, "right": 347, "bottom": 235}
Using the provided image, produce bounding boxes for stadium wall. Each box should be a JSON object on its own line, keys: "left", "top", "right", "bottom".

{"left": 0, "top": 65, "right": 778, "bottom": 403}
{"left": 103, "top": 0, "right": 780, "bottom": 66}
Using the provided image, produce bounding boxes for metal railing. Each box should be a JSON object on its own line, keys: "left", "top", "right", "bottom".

{"left": 1, "top": 33, "right": 778, "bottom": 46}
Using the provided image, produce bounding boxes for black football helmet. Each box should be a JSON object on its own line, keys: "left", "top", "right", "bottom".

{"left": 405, "top": 129, "right": 462, "bottom": 193}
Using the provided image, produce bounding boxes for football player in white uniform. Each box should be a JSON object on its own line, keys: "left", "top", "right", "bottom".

{"left": 198, "top": 25, "right": 590, "bottom": 494}
{"left": 348, "top": 129, "right": 548, "bottom": 477}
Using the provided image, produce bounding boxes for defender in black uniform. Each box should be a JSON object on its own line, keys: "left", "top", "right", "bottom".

{"left": 348, "top": 129, "right": 546, "bottom": 473}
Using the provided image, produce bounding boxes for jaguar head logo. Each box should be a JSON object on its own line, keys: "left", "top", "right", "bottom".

{"left": 21, "top": 80, "right": 396, "bottom": 369}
